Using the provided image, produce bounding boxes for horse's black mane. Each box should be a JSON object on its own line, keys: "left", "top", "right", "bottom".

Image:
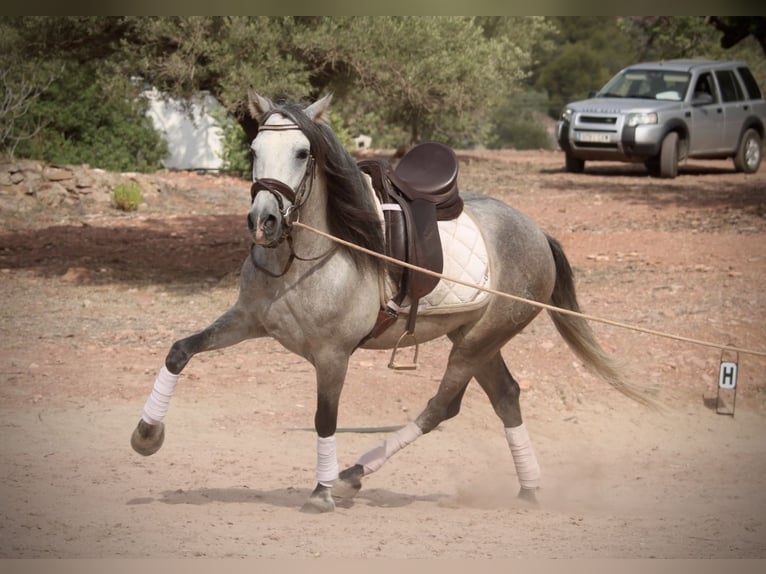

{"left": 259, "top": 102, "right": 385, "bottom": 270}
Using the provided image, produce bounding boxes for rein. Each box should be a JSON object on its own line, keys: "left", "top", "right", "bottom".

{"left": 249, "top": 123, "right": 334, "bottom": 277}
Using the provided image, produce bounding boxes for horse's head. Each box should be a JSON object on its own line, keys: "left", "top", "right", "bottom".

{"left": 245, "top": 91, "right": 385, "bottom": 269}
{"left": 246, "top": 91, "right": 332, "bottom": 247}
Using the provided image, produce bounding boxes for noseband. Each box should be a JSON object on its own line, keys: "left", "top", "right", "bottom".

{"left": 250, "top": 124, "right": 316, "bottom": 248}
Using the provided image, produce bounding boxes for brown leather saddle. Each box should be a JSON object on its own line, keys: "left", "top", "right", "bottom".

{"left": 358, "top": 142, "right": 463, "bottom": 366}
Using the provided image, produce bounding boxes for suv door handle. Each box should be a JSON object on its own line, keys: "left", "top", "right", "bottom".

{"left": 685, "top": 112, "right": 691, "bottom": 118}
{"left": 743, "top": 104, "right": 750, "bottom": 111}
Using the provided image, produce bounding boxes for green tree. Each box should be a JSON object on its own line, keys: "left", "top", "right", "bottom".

{"left": 122, "top": 17, "right": 312, "bottom": 140}
{"left": 294, "top": 16, "right": 534, "bottom": 146}
{"left": 708, "top": 16, "right": 766, "bottom": 55}
{"left": 0, "top": 18, "right": 62, "bottom": 157}
{"left": 1, "top": 16, "right": 167, "bottom": 169}
{"left": 487, "top": 90, "right": 554, "bottom": 150}
{"left": 0, "top": 16, "right": 548, "bottom": 161}
{"left": 534, "top": 17, "right": 635, "bottom": 119}
{"left": 14, "top": 67, "right": 167, "bottom": 172}
{"left": 536, "top": 43, "right": 614, "bottom": 119}
{"left": 619, "top": 16, "right": 723, "bottom": 61}
{"left": 619, "top": 16, "right": 766, "bottom": 87}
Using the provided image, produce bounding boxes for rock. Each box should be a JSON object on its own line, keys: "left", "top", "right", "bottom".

{"left": 35, "top": 182, "right": 68, "bottom": 206}
{"left": 0, "top": 162, "right": 21, "bottom": 173}
{"left": 20, "top": 169, "right": 43, "bottom": 191}
{"left": 61, "top": 267, "right": 93, "bottom": 284}
{"left": 75, "top": 174, "right": 94, "bottom": 189}
{"left": 43, "top": 166, "right": 75, "bottom": 182}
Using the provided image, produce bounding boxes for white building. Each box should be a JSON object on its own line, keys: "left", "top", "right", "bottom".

{"left": 143, "top": 87, "right": 226, "bottom": 171}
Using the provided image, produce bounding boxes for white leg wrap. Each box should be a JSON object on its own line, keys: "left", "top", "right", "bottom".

{"left": 141, "top": 366, "right": 179, "bottom": 425}
{"left": 316, "top": 435, "right": 339, "bottom": 487}
{"left": 505, "top": 423, "right": 541, "bottom": 489}
{"left": 356, "top": 421, "right": 423, "bottom": 475}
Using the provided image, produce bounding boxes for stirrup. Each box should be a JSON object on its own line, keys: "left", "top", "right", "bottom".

{"left": 388, "top": 331, "right": 419, "bottom": 370}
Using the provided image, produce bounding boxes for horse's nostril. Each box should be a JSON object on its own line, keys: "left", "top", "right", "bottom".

{"left": 263, "top": 214, "right": 277, "bottom": 233}
{"left": 247, "top": 213, "right": 255, "bottom": 231}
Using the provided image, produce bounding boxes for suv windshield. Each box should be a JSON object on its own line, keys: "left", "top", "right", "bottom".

{"left": 597, "top": 69, "right": 691, "bottom": 101}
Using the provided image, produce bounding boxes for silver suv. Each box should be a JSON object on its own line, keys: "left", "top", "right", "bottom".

{"left": 556, "top": 59, "right": 765, "bottom": 178}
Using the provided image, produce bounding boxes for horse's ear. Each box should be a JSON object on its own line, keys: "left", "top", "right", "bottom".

{"left": 304, "top": 93, "right": 333, "bottom": 124}
{"left": 248, "top": 89, "right": 273, "bottom": 119}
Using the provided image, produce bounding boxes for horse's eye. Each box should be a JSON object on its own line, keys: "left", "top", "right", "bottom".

{"left": 250, "top": 149, "right": 257, "bottom": 158}
{"left": 297, "top": 149, "right": 309, "bottom": 161}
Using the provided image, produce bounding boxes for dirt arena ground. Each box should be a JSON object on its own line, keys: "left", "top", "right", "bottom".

{"left": 1, "top": 150, "right": 764, "bottom": 558}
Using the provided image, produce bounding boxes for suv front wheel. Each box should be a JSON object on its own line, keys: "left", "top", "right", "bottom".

{"left": 646, "top": 132, "right": 679, "bottom": 178}
{"left": 733, "top": 128, "right": 762, "bottom": 173}
{"left": 659, "top": 131, "right": 679, "bottom": 179}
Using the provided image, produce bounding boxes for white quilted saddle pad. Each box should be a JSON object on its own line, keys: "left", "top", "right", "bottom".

{"left": 362, "top": 174, "right": 491, "bottom": 316}
{"left": 401, "top": 210, "right": 491, "bottom": 315}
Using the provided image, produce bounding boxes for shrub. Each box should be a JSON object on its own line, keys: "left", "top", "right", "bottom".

{"left": 488, "top": 90, "right": 556, "bottom": 150}
{"left": 13, "top": 68, "right": 167, "bottom": 173}
{"left": 112, "top": 181, "right": 143, "bottom": 212}
{"left": 212, "top": 108, "right": 251, "bottom": 179}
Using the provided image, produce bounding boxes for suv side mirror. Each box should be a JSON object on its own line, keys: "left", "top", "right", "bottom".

{"left": 692, "top": 92, "right": 714, "bottom": 106}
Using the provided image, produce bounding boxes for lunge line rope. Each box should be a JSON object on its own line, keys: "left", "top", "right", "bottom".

{"left": 294, "top": 221, "right": 766, "bottom": 359}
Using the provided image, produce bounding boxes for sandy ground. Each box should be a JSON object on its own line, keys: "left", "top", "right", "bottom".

{"left": 1, "top": 150, "right": 765, "bottom": 558}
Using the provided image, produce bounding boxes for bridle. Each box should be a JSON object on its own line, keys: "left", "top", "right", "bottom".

{"left": 249, "top": 124, "right": 317, "bottom": 247}
{"left": 249, "top": 123, "right": 333, "bottom": 277}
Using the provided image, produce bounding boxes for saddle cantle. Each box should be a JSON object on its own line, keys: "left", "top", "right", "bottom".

{"left": 357, "top": 142, "right": 464, "bottom": 363}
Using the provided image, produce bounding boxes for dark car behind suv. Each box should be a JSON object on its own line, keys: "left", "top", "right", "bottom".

{"left": 556, "top": 59, "right": 765, "bottom": 178}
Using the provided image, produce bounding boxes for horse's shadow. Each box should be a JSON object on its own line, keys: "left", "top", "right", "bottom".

{"left": 127, "top": 487, "right": 448, "bottom": 508}
{"left": 127, "top": 486, "right": 445, "bottom": 510}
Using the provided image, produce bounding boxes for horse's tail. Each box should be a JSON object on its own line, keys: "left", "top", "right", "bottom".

{"left": 545, "top": 234, "right": 656, "bottom": 408}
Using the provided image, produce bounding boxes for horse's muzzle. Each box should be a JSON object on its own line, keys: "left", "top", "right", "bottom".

{"left": 248, "top": 211, "right": 281, "bottom": 246}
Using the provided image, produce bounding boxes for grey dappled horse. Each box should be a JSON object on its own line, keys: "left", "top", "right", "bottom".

{"left": 131, "top": 92, "right": 648, "bottom": 513}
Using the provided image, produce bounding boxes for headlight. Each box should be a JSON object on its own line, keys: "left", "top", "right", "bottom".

{"left": 626, "top": 112, "right": 658, "bottom": 127}
{"left": 560, "top": 108, "right": 573, "bottom": 123}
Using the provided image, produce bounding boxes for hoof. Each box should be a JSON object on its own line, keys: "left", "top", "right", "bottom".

{"left": 518, "top": 487, "right": 539, "bottom": 506}
{"left": 333, "top": 464, "right": 363, "bottom": 499}
{"left": 131, "top": 419, "right": 165, "bottom": 456}
{"left": 300, "top": 484, "right": 336, "bottom": 514}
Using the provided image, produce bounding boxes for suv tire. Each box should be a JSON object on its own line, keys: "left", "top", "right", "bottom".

{"left": 733, "top": 128, "right": 762, "bottom": 173}
{"left": 565, "top": 153, "right": 585, "bottom": 173}
{"left": 659, "top": 132, "right": 679, "bottom": 179}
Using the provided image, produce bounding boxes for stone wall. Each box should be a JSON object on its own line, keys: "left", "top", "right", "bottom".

{"left": 0, "top": 159, "right": 170, "bottom": 217}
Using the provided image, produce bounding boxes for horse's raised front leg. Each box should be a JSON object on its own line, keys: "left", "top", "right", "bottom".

{"left": 131, "top": 305, "right": 263, "bottom": 456}
{"left": 300, "top": 352, "right": 350, "bottom": 514}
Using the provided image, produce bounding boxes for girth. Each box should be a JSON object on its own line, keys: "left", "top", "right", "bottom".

{"left": 358, "top": 142, "right": 463, "bottom": 358}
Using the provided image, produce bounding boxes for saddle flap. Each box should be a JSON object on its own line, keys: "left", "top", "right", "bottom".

{"left": 407, "top": 199, "right": 442, "bottom": 299}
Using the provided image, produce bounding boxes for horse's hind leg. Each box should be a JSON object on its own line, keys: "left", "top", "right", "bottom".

{"left": 131, "top": 305, "right": 263, "bottom": 456}
{"left": 334, "top": 351, "right": 473, "bottom": 499}
{"left": 473, "top": 351, "right": 540, "bottom": 501}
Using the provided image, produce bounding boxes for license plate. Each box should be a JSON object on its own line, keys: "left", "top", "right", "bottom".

{"left": 576, "top": 131, "right": 611, "bottom": 143}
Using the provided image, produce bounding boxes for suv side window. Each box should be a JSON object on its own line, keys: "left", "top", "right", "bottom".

{"left": 715, "top": 70, "right": 744, "bottom": 102}
{"left": 693, "top": 72, "right": 718, "bottom": 102}
{"left": 737, "top": 66, "right": 763, "bottom": 100}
